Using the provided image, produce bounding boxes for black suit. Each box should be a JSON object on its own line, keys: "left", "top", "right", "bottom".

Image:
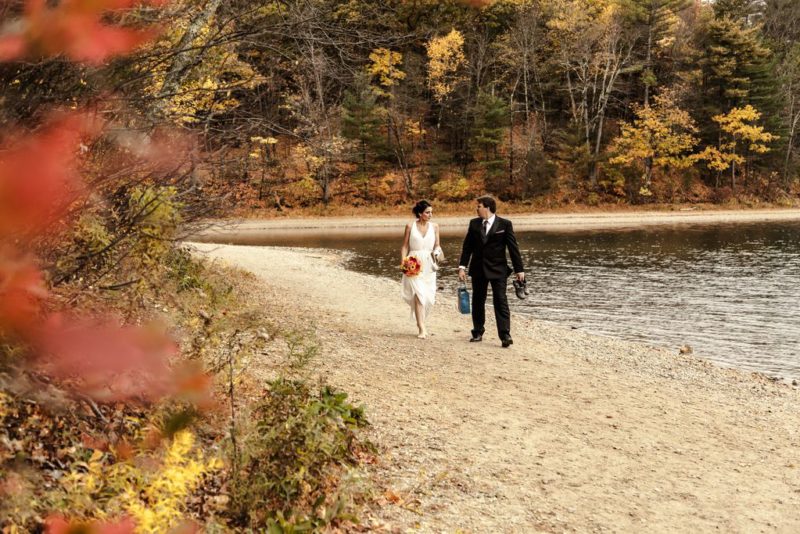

{"left": 459, "top": 216, "right": 525, "bottom": 340}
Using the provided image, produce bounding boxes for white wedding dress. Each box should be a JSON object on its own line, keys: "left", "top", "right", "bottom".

{"left": 402, "top": 221, "right": 437, "bottom": 320}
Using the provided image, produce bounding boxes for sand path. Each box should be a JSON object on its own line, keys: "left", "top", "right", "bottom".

{"left": 193, "top": 208, "right": 800, "bottom": 239}
{"left": 188, "top": 240, "right": 800, "bottom": 533}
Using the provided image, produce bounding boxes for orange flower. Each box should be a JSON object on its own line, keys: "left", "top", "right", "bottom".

{"left": 400, "top": 255, "right": 421, "bottom": 277}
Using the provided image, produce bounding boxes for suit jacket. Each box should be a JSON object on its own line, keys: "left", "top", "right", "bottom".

{"left": 459, "top": 216, "right": 524, "bottom": 280}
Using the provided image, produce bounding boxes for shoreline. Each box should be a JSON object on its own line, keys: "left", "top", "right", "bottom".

{"left": 189, "top": 242, "right": 800, "bottom": 532}
{"left": 189, "top": 207, "right": 800, "bottom": 239}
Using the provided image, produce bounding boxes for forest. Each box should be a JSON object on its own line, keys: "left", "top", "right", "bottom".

{"left": 0, "top": 0, "right": 799, "bottom": 532}
{"left": 3, "top": 0, "right": 799, "bottom": 211}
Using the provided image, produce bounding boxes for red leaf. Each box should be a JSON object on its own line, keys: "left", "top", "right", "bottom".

{"left": 96, "top": 517, "right": 137, "bottom": 534}
{"left": 45, "top": 515, "right": 137, "bottom": 534}
{"left": 37, "top": 318, "right": 178, "bottom": 402}
{"left": 0, "top": 255, "right": 48, "bottom": 335}
{"left": 0, "top": 112, "right": 102, "bottom": 237}
{"left": 57, "top": 17, "right": 156, "bottom": 64}
{"left": 0, "top": 0, "right": 165, "bottom": 64}
{"left": 44, "top": 516, "right": 70, "bottom": 534}
{"left": 0, "top": 35, "right": 26, "bottom": 61}
{"left": 173, "top": 362, "right": 215, "bottom": 408}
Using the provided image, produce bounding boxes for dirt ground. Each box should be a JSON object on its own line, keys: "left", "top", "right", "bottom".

{"left": 189, "top": 213, "right": 800, "bottom": 532}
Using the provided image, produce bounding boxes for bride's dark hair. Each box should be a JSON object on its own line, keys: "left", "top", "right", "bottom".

{"left": 412, "top": 199, "right": 432, "bottom": 218}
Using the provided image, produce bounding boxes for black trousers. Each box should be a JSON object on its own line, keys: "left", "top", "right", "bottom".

{"left": 471, "top": 275, "right": 510, "bottom": 339}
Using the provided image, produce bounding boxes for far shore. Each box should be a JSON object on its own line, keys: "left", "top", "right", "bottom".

{"left": 189, "top": 207, "right": 800, "bottom": 239}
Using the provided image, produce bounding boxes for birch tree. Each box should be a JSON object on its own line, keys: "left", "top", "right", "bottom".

{"left": 546, "top": 0, "right": 636, "bottom": 186}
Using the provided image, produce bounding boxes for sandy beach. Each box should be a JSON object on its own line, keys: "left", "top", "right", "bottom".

{"left": 191, "top": 208, "right": 800, "bottom": 240}
{"left": 189, "top": 221, "right": 800, "bottom": 532}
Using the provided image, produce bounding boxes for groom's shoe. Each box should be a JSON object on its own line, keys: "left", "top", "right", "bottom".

{"left": 469, "top": 334, "right": 483, "bottom": 342}
{"left": 501, "top": 337, "right": 513, "bottom": 348}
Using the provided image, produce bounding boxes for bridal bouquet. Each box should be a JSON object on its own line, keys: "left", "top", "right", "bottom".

{"left": 400, "top": 255, "right": 422, "bottom": 277}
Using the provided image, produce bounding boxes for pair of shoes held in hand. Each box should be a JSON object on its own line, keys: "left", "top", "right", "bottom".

{"left": 512, "top": 279, "right": 530, "bottom": 300}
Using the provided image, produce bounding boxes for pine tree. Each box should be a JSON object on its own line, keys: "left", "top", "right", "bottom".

{"left": 472, "top": 90, "right": 510, "bottom": 160}
{"left": 341, "top": 74, "right": 385, "bottom": 168}
{"left": 764, "top": 0, "right": 800, "bottom": 185}
{"left": 712, "top": 0, "right": 764, "bottom": 26}
{"left": 620, "top": 0, "right": 693, "bottom": 105}
{"left": 618, "top": 0, "right": 693, "bottom": 187}
{"left": 697, "top": 17, "right": 770, "bottom": 109}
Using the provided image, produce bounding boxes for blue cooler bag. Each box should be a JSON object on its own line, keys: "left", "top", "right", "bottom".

{"left": 457, "top": 283, "right": 471, "bottom": 314}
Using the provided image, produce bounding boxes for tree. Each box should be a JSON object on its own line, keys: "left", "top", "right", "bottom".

{"left": 426, "top": 29, "right": 468, "bottom": 106}
{"left": 621, "top": 0, "right": 692, "bottom": 106}
{"left": 763, "top": 0, "right": 800, "bottom": 54}
{"left": 609, "top": 90, "right": 699, "bottom": 192}
{"left": 341, "top": 74, "right": 384, "bottom": 168}
{"left": 365, "top": 46, "right": 419, "bottom": 195}
{"left": 695, "top": 104, "right": 778, "bottom": 188}
{"left": 368, "top": 48, "right": 407, "bottom": 91}
{"left": 153, "top": 0, "right": 223, "bottom": 114}
{"left": 712, "top": 0, "right": 764, "bottom": 25}
{"left": 694, "top": 14, "right": 772, "bottom": 116}
{"left": 618, "top": 0, "right": 692, "bottom": 187}
{"left": 472, "top": 90, "right": 510, "bottom": 159}
{"left": 545, "top": 0, "right": 636, "bottom": 186}
{"left": 775, "top": 43, "right": 800, "bottom": 185}
{"left": 763, "top": 0, "right": 800, "bottom": 185}
{"left": 497, "top": 0, "right": 548, "bottom": 128}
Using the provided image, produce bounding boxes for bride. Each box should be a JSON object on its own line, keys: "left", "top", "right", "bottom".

{"left": 401, "top": 199, "right": 443, "bottom": 339}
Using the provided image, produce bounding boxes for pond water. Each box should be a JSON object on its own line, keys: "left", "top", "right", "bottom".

{"left": 201, "top": 221, "right": 800, "bottom": 381}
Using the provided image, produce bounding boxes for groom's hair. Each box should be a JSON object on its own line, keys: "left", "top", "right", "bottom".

{"left": 477, "top": 195, "right": 497, "bottom": 213}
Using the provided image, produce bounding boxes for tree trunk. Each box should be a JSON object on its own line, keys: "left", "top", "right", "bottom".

{"left": 389, "top": 117, "right": 413, "bottom": 196}
{"left": 590, "top": 111, "right": 606, "bottom": 188}
{"left": 784, "top": 95, "right": 799, "bottom": 187}
{"left": 509, "top": 100, "right": 515, "bottom": 189}
{"left": 157, "top": 0, "right": 223, "bottom": 106}
{"left": 566, "top": 71, "right": 579, "bottom": 124}
{"left": 320, "top": 165, "right": 331, "bottom": 204}
{"left": 643, "top": 7, "right": 654, "bottom": 188}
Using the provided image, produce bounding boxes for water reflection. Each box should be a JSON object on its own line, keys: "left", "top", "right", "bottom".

{"left": 199, "top": 221, "right": 800, "bottom": 380}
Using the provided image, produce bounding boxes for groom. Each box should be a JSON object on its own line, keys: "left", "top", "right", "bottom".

{"left": 458, "top": 195, "right": 525, "bottom": 348}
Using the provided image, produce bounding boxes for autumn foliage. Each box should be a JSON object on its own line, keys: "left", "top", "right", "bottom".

{"left": 0, "top": 1, "right": 216, "bottom": 531}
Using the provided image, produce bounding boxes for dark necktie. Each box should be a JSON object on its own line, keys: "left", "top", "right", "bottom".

{"left": 482, "top": 220, "right": 489, "bottom": 241}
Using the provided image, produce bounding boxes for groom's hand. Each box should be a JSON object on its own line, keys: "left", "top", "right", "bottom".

{"left": 458, "top": 267, "right": 467, "bottom": 282}
{"left": 516, "top": 272, "right": 525, "bottom": 282}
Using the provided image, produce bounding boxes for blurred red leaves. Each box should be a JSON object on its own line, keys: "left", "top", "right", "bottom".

{"left": 0, "top": 0, "right": 211, "bottom": 406}
{"left": 0, "top": 112, "right": 101, "bottom": 238}
{"left": 37, "top": 317, "right": 178, "bottom": 402}
{"left": 0, "top": 253, "right": 48, "bottom": 335}
{"left": 0, "top": 0, "right": 166, "bottom": 64}
{"left": 0, "top": 111, "right": 212, "bottom": 404}
{"left": 46, "top": 515, "right": 137, "bottom": 534}
{"left": 0, "top": 0, "right": 217, "bottom": 529}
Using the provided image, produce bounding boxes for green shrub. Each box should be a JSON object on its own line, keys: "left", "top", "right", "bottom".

{"left": 229, "top": 379, "right": 369, "bottom": 530}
